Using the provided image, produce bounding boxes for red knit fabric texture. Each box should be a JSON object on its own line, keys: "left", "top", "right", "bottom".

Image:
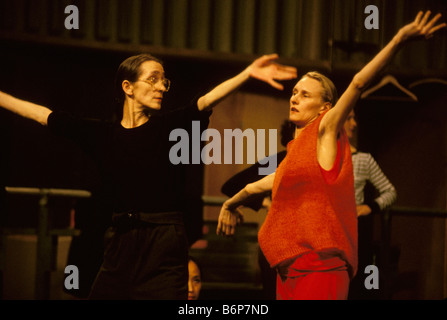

{"left": 258, "top": 112, "right": 358, "bottom": 277}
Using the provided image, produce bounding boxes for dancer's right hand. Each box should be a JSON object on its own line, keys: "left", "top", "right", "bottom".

{"left": 216, "top": 203, "right": 244, "bottom": 236}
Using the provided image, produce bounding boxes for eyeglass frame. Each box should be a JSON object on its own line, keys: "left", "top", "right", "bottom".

{"left": 135, "top": 76, "right": 171, "bottom": 92}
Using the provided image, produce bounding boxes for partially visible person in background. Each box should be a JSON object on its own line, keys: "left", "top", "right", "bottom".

{"left": 220, "top": 119, "right": 295, "bottom": 299}
{"left": 344, "top": 109, "right": 397, "bottom": 300}
{"left": 344, "top": 110, "right": 397, "bottom": 217}
{"left": 188, "top": 256, "right": 202, "bottom": 300}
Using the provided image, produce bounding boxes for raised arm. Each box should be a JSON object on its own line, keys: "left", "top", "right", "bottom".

{"left": 197, "top": 54, "right": 297, "bottom": 111}
{"left": 0, "top": 91, "right": 52, "bottom": 125}
{"left": 217, "top": 172, "right": 275, "bottom": 236}
{"left": 322, "top": 11, "right": 446, "bottom": 134}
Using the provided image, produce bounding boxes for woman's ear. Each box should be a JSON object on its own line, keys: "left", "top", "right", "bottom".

{"left": 122, "top": 80, "right": 133, "bottom": 97}
{"left": 319, "top": 102, "right": 331, "bottom": 114}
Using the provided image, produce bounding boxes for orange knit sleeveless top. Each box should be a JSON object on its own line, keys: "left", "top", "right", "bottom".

{"left": 258, "top": 112, "right": 358, "bottom": 277}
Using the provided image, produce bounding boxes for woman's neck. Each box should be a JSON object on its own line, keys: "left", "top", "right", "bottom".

{"left": 121, "top": 101, "right": 151, "bottom": 128}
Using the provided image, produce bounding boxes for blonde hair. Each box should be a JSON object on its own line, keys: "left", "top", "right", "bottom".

{"left": 301, "top": 71, "right": 338, "bottom": 107}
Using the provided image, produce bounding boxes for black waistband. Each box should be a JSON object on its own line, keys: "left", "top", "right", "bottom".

{"left": 112, "top": 211, "right": 183, "bottom": 225}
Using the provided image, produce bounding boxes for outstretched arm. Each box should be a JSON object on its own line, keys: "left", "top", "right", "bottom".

{"left": 197, "top": 54, "right": 297, "bottom": 111}
{"left": 0, "top": 91, "right": 52, "bottom": 125}
{"left": 322, "top": 11, "right": 446, "bottom": 134}
{"left": 217, "top": 172, "right": 275, "bottom": 236}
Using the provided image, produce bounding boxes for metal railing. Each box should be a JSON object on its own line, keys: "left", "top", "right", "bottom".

{"left": 1, "top": 186, "right": 91, "bottom": 300}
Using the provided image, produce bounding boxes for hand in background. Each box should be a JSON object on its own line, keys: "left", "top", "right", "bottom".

{"left": 357, "top": 204, "right": 372, "bottom": 217}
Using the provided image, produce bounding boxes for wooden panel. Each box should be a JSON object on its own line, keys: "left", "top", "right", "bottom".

{"left": 166, "top": 0, "right": 188, "bottom": 48}
{"left": 212, "top": 0, "right": 233, "bottom": 52}
{"left": 48, "top": 0, "right": 70, "bottom": 37}
{"left": 70, "top": 0, "right": 87, "bottom": 39}
{"left": 79, "top": 0, "right": 96, "bottom": 41}
{"left": 234, "top": 0, "right": 256, "bottom": 54}
{"left": 256, "top": 0, "right": 277, "bottom": 54}
{"left": 24, "top": 0, "right": 48, "bottom": 35}
{"left": 95, "top": 0, "right": 118, "bottom": 42}
{"left": 117, "top": 0, "right": 141, "bottom": 43}
{"left": 278, "top": 0, "right": 300, "bottom": 57}
{"left": 0, "top": 0, "right": 24, "bottom": 32}
{"left": 189, "top": 0, "right": 212, "bottom": 51}
{"left": 299, "top": 0, "right": 330, "bottom": 61}
{"left": 140, "top": 0, "right": 165, "bottom": 45}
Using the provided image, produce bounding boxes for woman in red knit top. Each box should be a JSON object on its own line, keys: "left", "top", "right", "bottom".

{"left": 217, "top": 11, "right": 445, "bottom": 300}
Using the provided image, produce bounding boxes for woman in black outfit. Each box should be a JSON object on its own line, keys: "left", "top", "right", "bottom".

{"left": 0, "top": 53, "right": 297, "bottom": 299}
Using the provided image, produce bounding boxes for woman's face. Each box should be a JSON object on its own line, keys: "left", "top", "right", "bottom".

{"left": 188, "top": 260, "right": 202, "bottom": 300}
{"left": 289, "top": 77, "right": 327, "bottom": 127}
{"left": 129, "top": 60, "right": 168, "bottom": 111}
{"left": 344, "top": 110, "right": 357, "bottom": 140}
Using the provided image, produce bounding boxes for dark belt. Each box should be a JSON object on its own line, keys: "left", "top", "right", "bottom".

{"left": 111, "top": 211, "right": 184, "bottom": 228}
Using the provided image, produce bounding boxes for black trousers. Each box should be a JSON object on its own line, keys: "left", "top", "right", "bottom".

{"left": 88, "top": 212, "right": 188, "bottom": 300}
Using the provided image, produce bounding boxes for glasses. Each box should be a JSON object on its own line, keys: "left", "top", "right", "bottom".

{"left": 137, "top": 76, "right": 171, "bottom": 92}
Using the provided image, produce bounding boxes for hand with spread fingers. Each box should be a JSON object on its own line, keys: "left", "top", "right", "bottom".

{"left": 247, "top": 53, "right": 298, "bottom": 91}
{"left": 398, "top": 11, "right": 446, "bottom": 42}
{"left": 197, "top": 53, "right": 296, "bottom": 111}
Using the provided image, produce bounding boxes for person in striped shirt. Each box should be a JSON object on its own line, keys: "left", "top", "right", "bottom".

{"left": 344, "top": 110, "right": 397, "bottom": 216}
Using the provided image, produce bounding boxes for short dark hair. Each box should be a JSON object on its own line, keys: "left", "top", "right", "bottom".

{"left": 114, "top": 53, "right": 164, "bottom": 104}
{"left": 188, "top": 256, "right": 202, "bottom": 276}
